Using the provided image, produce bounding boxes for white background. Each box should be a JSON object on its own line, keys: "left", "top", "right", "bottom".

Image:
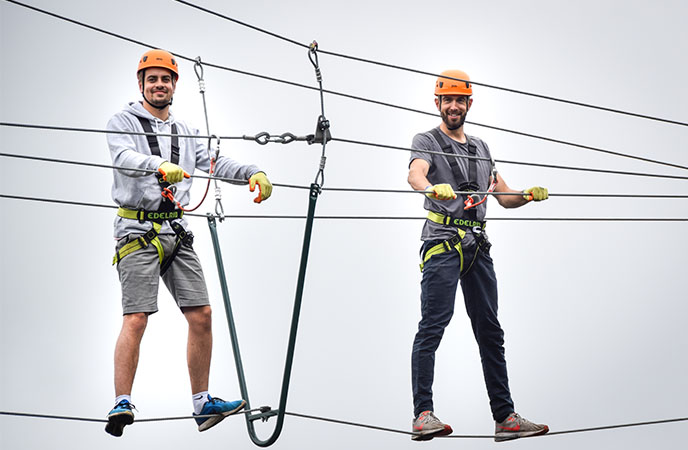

{"left": 1, "top": 1, "right": 687, "bottom": 449}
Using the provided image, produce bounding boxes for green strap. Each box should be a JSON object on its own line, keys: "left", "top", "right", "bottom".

{"left": 117, "top": 207, "right": 183, "bottom": 222}
{"left": 427, "top": 211, "right": 485, "bottom": 229}
{"left": 419, "top": 228, "right": 466, "bottom": 272}
{"left": 112, "top": 222, "right": 164, "bottom": 265}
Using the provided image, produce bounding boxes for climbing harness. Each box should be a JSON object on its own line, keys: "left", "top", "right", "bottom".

{"left": 420, "top": 117, "right": 495, "bottom": 275}
{"left": 419, "top": 223, "right": 492, "bottom": 273}
{"left": 426, "top": 211, "right": 486, "bottom": 230}
{"left": 420, "top": 211, "right": 490, "bottom": 272}
{"left": 205, "top": 41, "right": 330, "bottom": 448}
{"left": 419, "top": 129, "right": 496, "bottom": 272}
{"left": 112, "top": 116, "right": 194, "bottom": 273}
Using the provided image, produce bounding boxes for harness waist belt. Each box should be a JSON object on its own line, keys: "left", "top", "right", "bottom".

{"left": 427, "top": 211, "right": 486, "bottom": 230}
{"left": 112, "top": 208, "right": 192, "bottom": 270}
{"left": 118, "top": 207, "right": 183, "bottom": 223}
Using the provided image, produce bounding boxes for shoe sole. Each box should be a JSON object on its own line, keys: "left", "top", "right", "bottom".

{"left": 198, "top": 400, "right": 247, "bottom": 432}
{"left": 105, "top": 412, "right": 134, "bottom": 437}
{"left": 411, "top": 425, "right": 453, "bottom": 441}
{"left": 494, "top": 425, "right": 549, "bottom": 442}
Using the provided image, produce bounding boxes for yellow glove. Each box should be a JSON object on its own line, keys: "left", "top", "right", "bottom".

{"left": 523, "top": 186, "right": 548, "bottom": 202}
{"left": 158, "top": 161, "right": 189, "bottom": 184}
{"left": 425, "top": 184, "right": 457, "bottom": 200}
{"left": 249, "top": 172, "right": 272, "bottom": 203}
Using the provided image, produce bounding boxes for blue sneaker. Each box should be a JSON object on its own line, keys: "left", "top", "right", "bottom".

{"left": 193, "top": 395, "right": 246, "bottom": 432}
{"left": 105, "top": 400, "right": 135, "bottom": 437}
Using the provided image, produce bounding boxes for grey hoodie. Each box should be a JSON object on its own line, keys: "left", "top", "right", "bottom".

{"left": 107, "top": 101, "right": 260, "bottom": 238}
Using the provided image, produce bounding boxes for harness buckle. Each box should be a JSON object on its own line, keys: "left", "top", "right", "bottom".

{"left": 171, "top": 222, "right": 194, "bottom": 247}
{"left": 448, "top": 234, "right": 462, "bottom": 247}
{"left": 142, "top": 228, "right": 158, "bottom": 244}
{"left": 457, "top": 181, "right": 480, "bottom": 192}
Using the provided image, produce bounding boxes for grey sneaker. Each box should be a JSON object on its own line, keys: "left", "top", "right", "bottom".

{"left": 494, "top": 412, "right": 549, "bottom": 442}
{"left": 411, "top": 410, "right": 453, "bottom": 441}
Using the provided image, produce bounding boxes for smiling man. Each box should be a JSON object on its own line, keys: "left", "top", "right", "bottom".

{"left": 104, "top": 49, "right": 273, "bottom": 437}
{"left": 407, "top": 70, "right": 549, "bottom": 442}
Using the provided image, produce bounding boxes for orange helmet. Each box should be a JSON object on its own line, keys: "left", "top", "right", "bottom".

{"left": 137, "top": 49, "right": 179, "bottom": 79}
{"left": 435, "top": 70, "right": 472, "bottom": 96}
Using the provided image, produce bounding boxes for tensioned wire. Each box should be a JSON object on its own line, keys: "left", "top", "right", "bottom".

{"left": 4, "top": 1, "right": 687, "bottom": 173}
{"left": 170, "top": 0, "right": 687, "bottom": 128}
{"left": 1, "top": 410, "right": 686, "bottom": 439}
{"left": 2, "top": 195, "right": 686, "bottom": 222}
{"left": 3, "top": 3, "right": 685, "bottom": 440}
{"left": 2, "top": 127, "right": 688, "bottom": 181}
{"left": 4, "top": 153, "right": 688, "bottom": 192}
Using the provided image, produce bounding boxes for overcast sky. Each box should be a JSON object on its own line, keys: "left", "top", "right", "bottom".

{"left": 1, "top": 1, "right": 687, "bottom": 449}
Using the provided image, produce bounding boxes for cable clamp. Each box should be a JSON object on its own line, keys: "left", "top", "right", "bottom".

{"left": 307, "top": 115, "right": 332, "bottom": 145}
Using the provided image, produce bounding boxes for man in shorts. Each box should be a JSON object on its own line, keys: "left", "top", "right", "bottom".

{"left": 105, "top": 49, "right": 272, "bottom": 437}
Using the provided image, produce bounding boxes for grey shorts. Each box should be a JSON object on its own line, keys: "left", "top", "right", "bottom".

{"left": 115, "top": 233, "right": 210, "bottom": 315}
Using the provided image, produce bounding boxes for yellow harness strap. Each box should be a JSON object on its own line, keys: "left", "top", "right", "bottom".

{"left": 427, "top": 211, "right": 485, "bottom": 229}
{"left": 112, "top": 210, "right": 165, "bottom": 265}
{"left": 419, "top": 227, "right": 466, "bottom": 272}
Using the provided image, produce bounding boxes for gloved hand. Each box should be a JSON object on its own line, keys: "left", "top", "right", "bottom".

{"left": 158, "top": 161, "right": 189, "bottom": 184}
{"left": 249, "top": 172, "right": 272, "bottom": 203}
{"left": 425, "top": 184, "right": 457, "bottom": 200}
{"left": 523, "top": 186, "right": 548, "bottom": 202}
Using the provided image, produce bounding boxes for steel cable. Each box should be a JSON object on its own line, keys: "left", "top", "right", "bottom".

{"left": 2, "top": 195, "right": 686, "bottom": 222}
{"left": 1, "top": 410, "right": 686, "bottom": 439}
{"left": 5, "top": 151, "right": 688, "bottom": 191}
{"left": 3, "top": 127, "right": 688, "bottom": 180}
{"left": 169, "top": 0, "right": 687, "bottom": 127}
{"left": 4, "top": 1, "right": 687, "bottom": 172}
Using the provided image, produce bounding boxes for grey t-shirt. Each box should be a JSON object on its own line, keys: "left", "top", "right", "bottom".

{"left": 410, "top": 127, "right": 494, "bottom": 241}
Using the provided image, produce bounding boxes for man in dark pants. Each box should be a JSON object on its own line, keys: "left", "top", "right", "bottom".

{"left": 408, "top": 70, "right": 549, "bottom": 442}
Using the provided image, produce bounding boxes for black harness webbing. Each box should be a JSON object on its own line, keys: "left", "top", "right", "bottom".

{"left": 136, "top": 116, "right": 179, "bottom": 164}
{"left": 428, "top": 128, "right": 479, "bottom": 221}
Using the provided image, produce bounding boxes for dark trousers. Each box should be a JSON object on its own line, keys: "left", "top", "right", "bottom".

{"left": 411, "top": 237, "right": 514, "bottom": 422}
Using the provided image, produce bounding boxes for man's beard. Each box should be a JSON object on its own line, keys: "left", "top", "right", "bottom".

{"left": 441, "top": 110, "right": 466, "bottom": 130}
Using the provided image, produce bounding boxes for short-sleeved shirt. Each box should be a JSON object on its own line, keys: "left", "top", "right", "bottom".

{"left": 410, "top": 127, "right": 494, "bottom": 241}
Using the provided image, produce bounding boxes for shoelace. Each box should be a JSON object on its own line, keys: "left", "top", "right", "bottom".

{"left": 114, "top": 401, "right": 137, "bottom": 412}
{"left": 421, "top": 412, "right": 443, "bottom": 426}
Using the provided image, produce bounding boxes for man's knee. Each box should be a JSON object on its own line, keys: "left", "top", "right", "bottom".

{"left": 122, "top": 312, "right": 148, "bottom": 335}
{"left": 184, "top": 305, "right": 212, "bottom": 331}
